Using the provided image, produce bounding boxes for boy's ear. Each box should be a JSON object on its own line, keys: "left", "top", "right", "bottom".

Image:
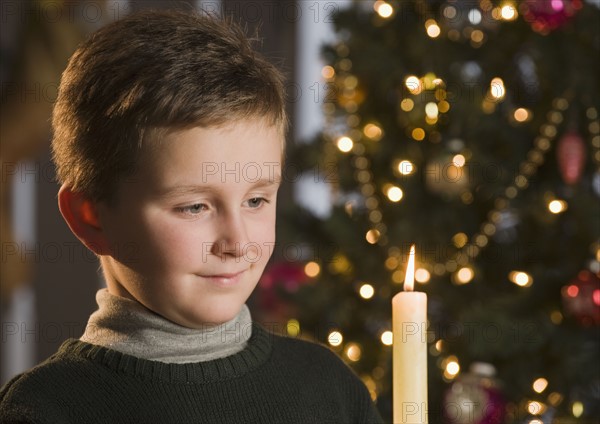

{"left": 57, "top": 185, "right": 110, "bottom": 255}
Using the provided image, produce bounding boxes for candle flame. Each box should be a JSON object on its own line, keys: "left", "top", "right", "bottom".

{"left": 404, "top": 245, "right": 415, "bottom": 291}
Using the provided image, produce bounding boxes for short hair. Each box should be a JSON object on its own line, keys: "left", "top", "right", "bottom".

{"left": 52, "top": 9, "right": 287, "bottom": 205}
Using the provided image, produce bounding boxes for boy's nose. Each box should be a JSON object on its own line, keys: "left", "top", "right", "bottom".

{"left": 210, "top": 212, "right": 251, "bottom": 259}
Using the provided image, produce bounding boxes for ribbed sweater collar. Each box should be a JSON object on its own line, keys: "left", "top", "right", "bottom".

{"left": 59, "top": 322, "right": 272, "bottom": 384}
{"left": 80, "top": 288, "right": 253, "bottom": 364}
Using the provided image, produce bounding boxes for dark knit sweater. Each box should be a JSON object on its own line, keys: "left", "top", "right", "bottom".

{"left": 0, "top": 323, "right": 384, "bottom": 423}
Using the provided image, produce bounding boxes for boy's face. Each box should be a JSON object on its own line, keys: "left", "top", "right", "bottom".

{"left": 96, "top": 119, "right": 283, "bottom": 328}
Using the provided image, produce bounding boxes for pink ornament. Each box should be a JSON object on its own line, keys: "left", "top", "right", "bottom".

{"left": 562, "top": 270, "right": 600, "bottom": 326}
{"left": 556, "top": 131, "right": 586, "bottom": 185}
{"left": 443, "top": 363, "right": 506, "bottom": 424}
{"left": 521, "top": 0, "right": 582, "bottom": 34}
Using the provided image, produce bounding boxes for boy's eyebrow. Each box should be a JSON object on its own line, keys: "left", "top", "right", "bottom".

{"left": 158, "top": 178, "right": 281, "bottom": 198}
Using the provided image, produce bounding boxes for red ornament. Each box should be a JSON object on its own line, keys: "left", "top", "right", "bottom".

{"left": 521, "top": 0, "right": 583, "bottom": 34}
{"left": 259, "top": 261, "right": 309, "bottom": 293}
{"left": 556, "top": 131, "right": 586, "bottom": 185}
{"left": 255, "top": 261, "right": 309, "bottom": 324}
{"left": 561, "top": 270, "right": 600, "bottom": 326}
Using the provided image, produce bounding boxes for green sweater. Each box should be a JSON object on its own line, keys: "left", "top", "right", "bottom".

{"left": 0, "top": 323, "right": 384, "bottom": 423}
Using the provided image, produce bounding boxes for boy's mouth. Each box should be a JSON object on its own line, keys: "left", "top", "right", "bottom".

{"left": 196, "top": 270, "right": 248, "bottom": 287}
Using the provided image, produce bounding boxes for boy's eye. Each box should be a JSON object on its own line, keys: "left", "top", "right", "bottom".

{"left": 177, "top": 203, "right": 207, "bottom": 215}
{"left": 246, "top": 197, "right": 268, "bottom": 208}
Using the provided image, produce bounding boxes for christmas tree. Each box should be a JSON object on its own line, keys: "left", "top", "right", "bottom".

{"left": 255, "top": 1, "right": 600, "bottom": 423}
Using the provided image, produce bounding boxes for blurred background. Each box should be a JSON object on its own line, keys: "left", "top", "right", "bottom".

{"left": 1, "top": 1, "right": 599, "bottom": 423}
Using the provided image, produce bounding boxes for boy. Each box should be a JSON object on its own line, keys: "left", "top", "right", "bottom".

{"left": 0, "top": 10, "right": 384, "bottom": 423}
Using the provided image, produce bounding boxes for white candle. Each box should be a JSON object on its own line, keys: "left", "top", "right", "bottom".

{"left": 392, "top": 245, "right": 428, "bottom": 423}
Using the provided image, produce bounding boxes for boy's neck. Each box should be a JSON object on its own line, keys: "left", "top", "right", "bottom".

{"left": 80, "top": 288, "right": 252, "bottom": 363}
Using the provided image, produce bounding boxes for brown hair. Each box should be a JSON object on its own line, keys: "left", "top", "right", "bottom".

{"left": 52, "top": 9, "right": 287, "bottom": 205}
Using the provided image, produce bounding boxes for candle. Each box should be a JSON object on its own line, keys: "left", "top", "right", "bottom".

{"left": 392, "top": 245, "right": 428, "bottom": 423}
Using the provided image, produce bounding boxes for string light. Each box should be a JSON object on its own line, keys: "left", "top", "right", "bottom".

{"left": 443, "top": 5, "right": 457, "bottom": 19}
{"left": 527, "top": 401, "right": 545, "bottom": 415}
{"left": 345, "top": 343, "right": 362, "bottom": 361}
{"left": 357, "top": 170, "right": 372, "bottom": 183}
{"left": 366, "top": 229, "right": 381, "bottom": 244}
{"left": 363, "top": 123, "right": 383, "bottom": 140}
{"left": 423, "top": 73, "right": 437, "bottom": 89}
{"left": 470, "top": 30, "right": 485, "bottom": 45}
{"left": 452, "top": 233, "right": 468, "bottom": 248}
{"left": 374, "top": 1, "right": 393, "bottom": 19}
{"left": 429, "top": 344, "right": 441, "bottom": 356}
{"left": 438, "top": 100, "right": 450, "bottom": 113}
{"left": 548, "top": 111, "right": 563, "bottom": 124}
{"left": 447, "top": 29, "right": 460, "bottom": 41}
{"left": 489, "top": 77, "right": 506, "bottom": 100}
{"left": 425, "top": 102, "right": 439, "bottom": 119}
{"left": 304, "top": 261, "right": 321, "bottom": 277}
{"left": 386, "top": 186, "right": 403, "bottom": 202}
{"left": 415, "top": 268, "right": 431, "bottom": 283}
{"left": 442, "top": 356, "right": 460, "bottom": 380}
{"left": 380, "top": 331, "right": 393, "bottom": 346}
{"left": 572, "top": 401, "right": 584, "bottom": 418}
{"left": 550, "top": 310, "right": 563, "bottom": 325}
{"left": 509, "top": 271, "right": 532, "bottom": 287}
{"left": 480, "top": 0, "right": 493, "bottom": 11}
{"left": 453, "top": 267, "right": 474, "bottom": 284}
{"left": 500, "top": 4, "right": 518, "bottom": 20}
{"left": 445, "top": 360, "right": 459, "bottom": 376}
{"left": 397, "top": 160, "right": 415, "bottom": 175}
{"left": 330, "top": 253, "right": 351, "bottom": 274}
{"left": 385, "top": 256, "right": 399, "bottom": 270}
{"left": 286, "top": 319, "right": 301, "bottom": 337}
{"left": 361, "top": 183, "right": 375, "bottom": 196}
{"left": 433, "top": 263, "right": 446, "bottom": 276}
{"left": 328, "top": 331, "right": 343, "bottom": 347}
{"left": 400, "top": 98, "right": 414, "bottom": 111}
{"left": 468, "top": 9, "right": 482, "bottom": 25}
{"left": 369, "top": 210, "right": 382, "bottom": 223}
{"left": 337, "top": 136, "right": 354, "bottom": 152}
{"left": 359, "top": 283, "right": 375, "bottom": 299}
{"left": 344, "top": 75, "right": 358, "bottom": 89}
{"left": 452, "top": 154, "right": 466, "bottom": 167}
{"left": 411, "top": 128, "right": 425, "bottom": 141}
{"left": 481, "top": 223, "right": 496, "bottom": 236}
{"left": 532, "top": 377, "right": 548, "bottom": 393}
{"left": 405, "top": 75, "right": 422, "bottom": 94}
{"left": 548, "top": 199, "right": 567, "bottom": 214}
{"left": 513, "top": 107, "right": 531, "bottom": 122}
{"left": 321, "top": 65, "right": 335, "bottom": 79}
{"left": 515, "top": 175, "right": 529, "bottom": 189}
{"left": 446, "top": 261, "right": 458, "bottom": 273}
{"left": 392, "top": 269, "right": 404, "bottom": 283}
{"left": 425, "top": 19, "right": 441, "bottom": 38}
{"left": 542, "top": 124, "right": 557, "bottom": 138}
{"left": 505, "top": 186, "right": 518, "bottom": 198}
{"left": 547, "top": 392, "right": 563, "bottom": 407}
